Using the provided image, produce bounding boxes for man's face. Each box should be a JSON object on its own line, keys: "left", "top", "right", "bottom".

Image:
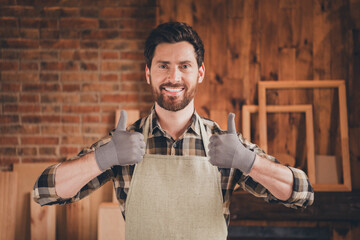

{"left": 145, "top": 41, "right": 205, "bottom": 112}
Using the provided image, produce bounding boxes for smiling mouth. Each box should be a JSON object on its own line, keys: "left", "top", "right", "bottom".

{"left": 164, "top": 88, "right": 184, "bottom": 92}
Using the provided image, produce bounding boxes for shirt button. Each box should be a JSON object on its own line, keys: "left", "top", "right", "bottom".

{"left": 173, "top": 143, "right": 177, "bottom": 148}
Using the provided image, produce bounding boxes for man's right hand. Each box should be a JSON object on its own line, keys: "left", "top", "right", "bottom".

{"left": 95, "top": 110, "right": 146, "bottom": 171}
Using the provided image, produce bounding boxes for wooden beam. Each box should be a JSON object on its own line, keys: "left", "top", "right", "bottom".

{"left": 230, "top": 191, "right": 360, "bottom": 222}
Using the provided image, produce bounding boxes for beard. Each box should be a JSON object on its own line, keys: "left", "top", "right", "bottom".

{"left": 149, "top": 76, "right": 199, "bottom": 112}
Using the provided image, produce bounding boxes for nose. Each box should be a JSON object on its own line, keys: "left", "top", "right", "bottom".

{"left": 168, "top": 66, "right": 181, "bottom": 82}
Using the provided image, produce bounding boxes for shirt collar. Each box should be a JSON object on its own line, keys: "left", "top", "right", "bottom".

{"left": 141, "top": 106, "right": 201, "bottom": 137}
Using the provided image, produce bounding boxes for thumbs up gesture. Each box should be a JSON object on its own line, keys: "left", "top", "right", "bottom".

{"left": 95, "top": 110, "right": 146, "bottom": 171}
{"left": 208, "top": 113, "right": 256, "bottom": 174}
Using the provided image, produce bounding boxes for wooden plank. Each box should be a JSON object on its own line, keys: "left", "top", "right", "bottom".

{"left": 66, "top": 198, "right": 91, "bottom": 240}
{"left": 210, "top": 110, "right": 228, "bottom": 130}
{"left": 98, "top": 203, "right": 125, "bottom": 240}
{"left": 13, "top": 163, "right": 57, "bottom": 240}
{"left": 0, "top": 172, "right": 17, "bottom": 240}
{"left": 30, "top": 193, "right": 56, "bottom": 240}
{"left": 259, "top": 80, "right": 345, "bottom": 88}
{"left": 306, "top": 105, "right": 316, "bottom": 184}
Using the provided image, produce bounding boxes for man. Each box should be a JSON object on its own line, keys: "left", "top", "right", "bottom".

{"left": 34, "top": 22, "right": 314, "bottom": 239}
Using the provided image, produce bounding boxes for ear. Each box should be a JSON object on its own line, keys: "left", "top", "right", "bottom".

{"left": 198, "top": 63, "right": 205, "bottom": 83}
{"left": 145, "top": 65, "right": 151, "bottom": 84}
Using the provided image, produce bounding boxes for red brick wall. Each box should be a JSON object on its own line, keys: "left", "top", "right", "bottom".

{"left": 0, "top": 0, "right": 156, "bottom": 170}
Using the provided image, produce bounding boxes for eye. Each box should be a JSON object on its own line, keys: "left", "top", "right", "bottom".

{"left": 159, "top": 64, "right": 167, "bottom": 69}
{"left": 181, "top": 64, "right": 190, "bottom": 70}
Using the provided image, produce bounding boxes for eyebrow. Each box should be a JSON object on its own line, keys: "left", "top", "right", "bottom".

{"left": 155, "top": 60, "right": 193, "bottom": 65}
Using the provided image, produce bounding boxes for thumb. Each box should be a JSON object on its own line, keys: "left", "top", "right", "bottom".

{"left": 116, "top": 110, "right": 127, "bottom": 131}
{"left": 227, "top": 113, "right": 236, "bottom": 134}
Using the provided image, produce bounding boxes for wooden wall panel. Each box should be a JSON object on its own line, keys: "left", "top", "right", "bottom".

{"left": 156, "top": 0, "right": 360, "bottom": 190}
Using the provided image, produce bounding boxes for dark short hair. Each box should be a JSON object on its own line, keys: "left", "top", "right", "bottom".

{"left": 144, "top": 22, "right": 204, "bottom": 69}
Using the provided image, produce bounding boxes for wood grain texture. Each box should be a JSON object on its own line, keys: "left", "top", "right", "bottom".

{"left": 66, "top": 198, "right": 91, "bottom": 240}
{"left": 0, "top": 172, "right": 17, "bottom": 240}
{"left": 30, "top": 193, "right": 56, "bottom": 240}
{"left": 98, "top": 203, "right": 125, "bottom": 240}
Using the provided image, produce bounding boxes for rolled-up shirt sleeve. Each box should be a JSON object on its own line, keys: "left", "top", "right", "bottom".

{"left": 237, "top": 134, "right": 314, "bottom": 209}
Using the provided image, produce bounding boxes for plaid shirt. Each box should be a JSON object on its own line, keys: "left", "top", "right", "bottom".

{"left": 33, "top": 107, "right": 314, "bottom": 225}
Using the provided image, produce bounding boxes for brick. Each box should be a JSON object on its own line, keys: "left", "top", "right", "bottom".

{"left": 19, "top": 50, "right": 58, "bottom": 60}
{"left": 101, "top": 113, "right": 114, "bottom": 124}
{"left": 17, "top": 147, "right": 37, "bottom": 156}
{"left": 22, "top": 115, "right": 61, "bottom": 123}
{"left": 61, "top": 72, "right": 97, "bottom": 81}
{"left": 83, "top": 115, "right": 100, "bottom": 123}
{"left": 39, "top": 147, "right": 57, "bottom": 155}
{"left": 0, "top": 94, "right": 17, "bottom": 103}
{"left": 122, "top": 82, "right": 139, "bottom": 92}
{"left": 41, "top": 93, "right": 79, "bottom": 103}
{"left": 80, "top": 62, "right": 98, "bottom": 70}
{"left": 1, "top": 50, "right": 20, "bottom": 59}
{"left": 101, "top": 61, "right": 134, "bottom": 71}
{"left": 20, "top": 62, "right": 39, "bottom": 70}
{"left": 82, "top": 124, "right": 111, "bottom": 134}
{"left": 0, "top": 28, "right": 19, "bottom": 38}
{"left": 80, "top": 8, "right": 99, "bottom": 17}
{"left": 20, "top": 94, "right": 40, "bottom": 102}
{"left": 141, "top": 94, "right": 153, "bottom": 103}
{"left": 1, "top": 72, "right": 39, "bottom": 81}
{"left": 2, "top": 83, "right": 21, "bottom": 91}
{"left": 62, "top": 125, "right": 80, "bottom": 134}
{"left": 22, "top": 136, "right": 59, "bottom": 145}
{"left": 61, "top": 115, "right": 80, "bottom": 123}
{"left": 118, "top": 19, "right": 155, "bottom": 30}
{"left": 0, "top": 147, "right": 16, "bottom": 155}
{"left": 0, "top": 17, "right": 18, "bottom": 27}
{"left": 41, "top": 125, "right": 62, "bottom": 134}
{"left": 100, "top": 39, "right": 141, "bottom": 50}
{"left": 40, "top": 29, "right": 60, "bottom": 39}
{"left": 121, "top": 51, "right": 143, "bottom": 60}
{"left": 41, "top": 105, "right": 61, "bottom": 113}
{"left": 0, "top": 115, "right": 19, "bottom": 124}
{"left": 80, "top": 93, "right": 98, "bottom": 103}
{"left": 101, "top": 93, "right": 138, "bottom": 103}
{"left": 121, "top": 72, "right": 145, "bottom": 81}
{"left": 0, "top": 137, "right": 18, "bottom": 145}
{"left": 40, "top": 73, "right": 58, "bottom": 81}
{"left": 82, "top": 29, "right": 120, "bottom": 40}
{"left": 100, "top": 7, "right": 153, "bottom": 18}
{"left": 83, "top": 83, "right": 119, "bottom": 91}
{"left": 42, "top": 7, "right": 80, "bottom": 18}
{"left": 4, "top": 104, "right": 41, "bottom": 113}
{"left": 0, "top": 124, "right": 40, "bottom": 135}
{"left": 22, "top": 83, "right": 60, "bottom": 92}
{"left": 83, "top": 136, "right": 99, "bottom": 145}
{"left": 20, "top": 29, "right": 39, "bottom": 39}
{"left": 100, "top": 73, "right": 118, "bottom": 81}
{"left": 63, "top": 105, "right": 100, "bottom": 113}
{"left": 60, "top": 18, "right": 98, "bottom": 29}
{"left": 0, "top": 6, "right": 36, "bottom": 17}
{"left": 0, "top": 61, "right": 18, "bottom": 70}
{"left": 0, "top": 39, "right": 39, "bottom": 48}
{"left": 0, "top": 157, "right": 19, "bottom": 165}
{"left": 21, "top": 18, "right": 57, "bottom": 28}
{"left": 63, "top": 83, "right": 81, "bottom": 92}
{"left": 60, "top": 29, "right": 81, "bottom": 39}
{"left": 60, "top": 50, "right": 98, "bottom": 60}
{"left": 61, "top": 136, "right": 84, "bottom": 145}
{"left": 60, "top": 146, "right": 79, "bottom": 156}
{"left": 120, "top": 30, "right": 148, "bottom": 40}
{"left": 41, "top": 61, "right": 79, "bottom": 71}
{"left": 22, "top": 157, "right": 60, "bottom": 163}
{"left": 80, "top": 40, "right": 99, "bottom": 49}
{"left": 99, "top": 19, "right": 119, "bottom": 28}
{"left": 41, "top": 40, "right": 80, "bottom": 49}
{"left": 101, "top": 51, "right": 119, "bottom": 59}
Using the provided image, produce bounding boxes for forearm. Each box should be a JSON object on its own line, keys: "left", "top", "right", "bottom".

{"left": 55, "top": 152, "right": 102, "bottom": 198}
{"left": 248, "top": 155, "right": 293, "bottom": 201}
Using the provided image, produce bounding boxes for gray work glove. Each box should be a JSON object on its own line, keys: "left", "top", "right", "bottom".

{"left": 208, "top": 113, "right": 256, "bottom": 174}
{"left": 95, "top": 110, "right": 146, "bottom": 171}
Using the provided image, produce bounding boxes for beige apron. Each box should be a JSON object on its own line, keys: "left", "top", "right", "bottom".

{"left": 125, "top": 115, "right": 228, "bottom": 240}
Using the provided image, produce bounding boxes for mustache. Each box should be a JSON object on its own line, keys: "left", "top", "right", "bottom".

{"left": 159, "top": 82, "right": 186, "bottom": 89}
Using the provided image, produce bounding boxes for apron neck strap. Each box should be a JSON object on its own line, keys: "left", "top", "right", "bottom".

{"left": 142, "top": 111, "right": 210, "bottom": 157}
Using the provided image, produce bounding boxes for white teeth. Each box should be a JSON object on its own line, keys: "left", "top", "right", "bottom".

{"left": 164, "top": 88, "right": 182, "bottom": 92}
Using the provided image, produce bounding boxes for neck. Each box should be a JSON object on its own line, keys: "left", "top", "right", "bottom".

{"left": 155, "top": 100, "right": 195, "bottom": 140}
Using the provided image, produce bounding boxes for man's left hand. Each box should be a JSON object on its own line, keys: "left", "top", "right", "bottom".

{"left": 208, "top": 113, "right": 256, "bottom": 174}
